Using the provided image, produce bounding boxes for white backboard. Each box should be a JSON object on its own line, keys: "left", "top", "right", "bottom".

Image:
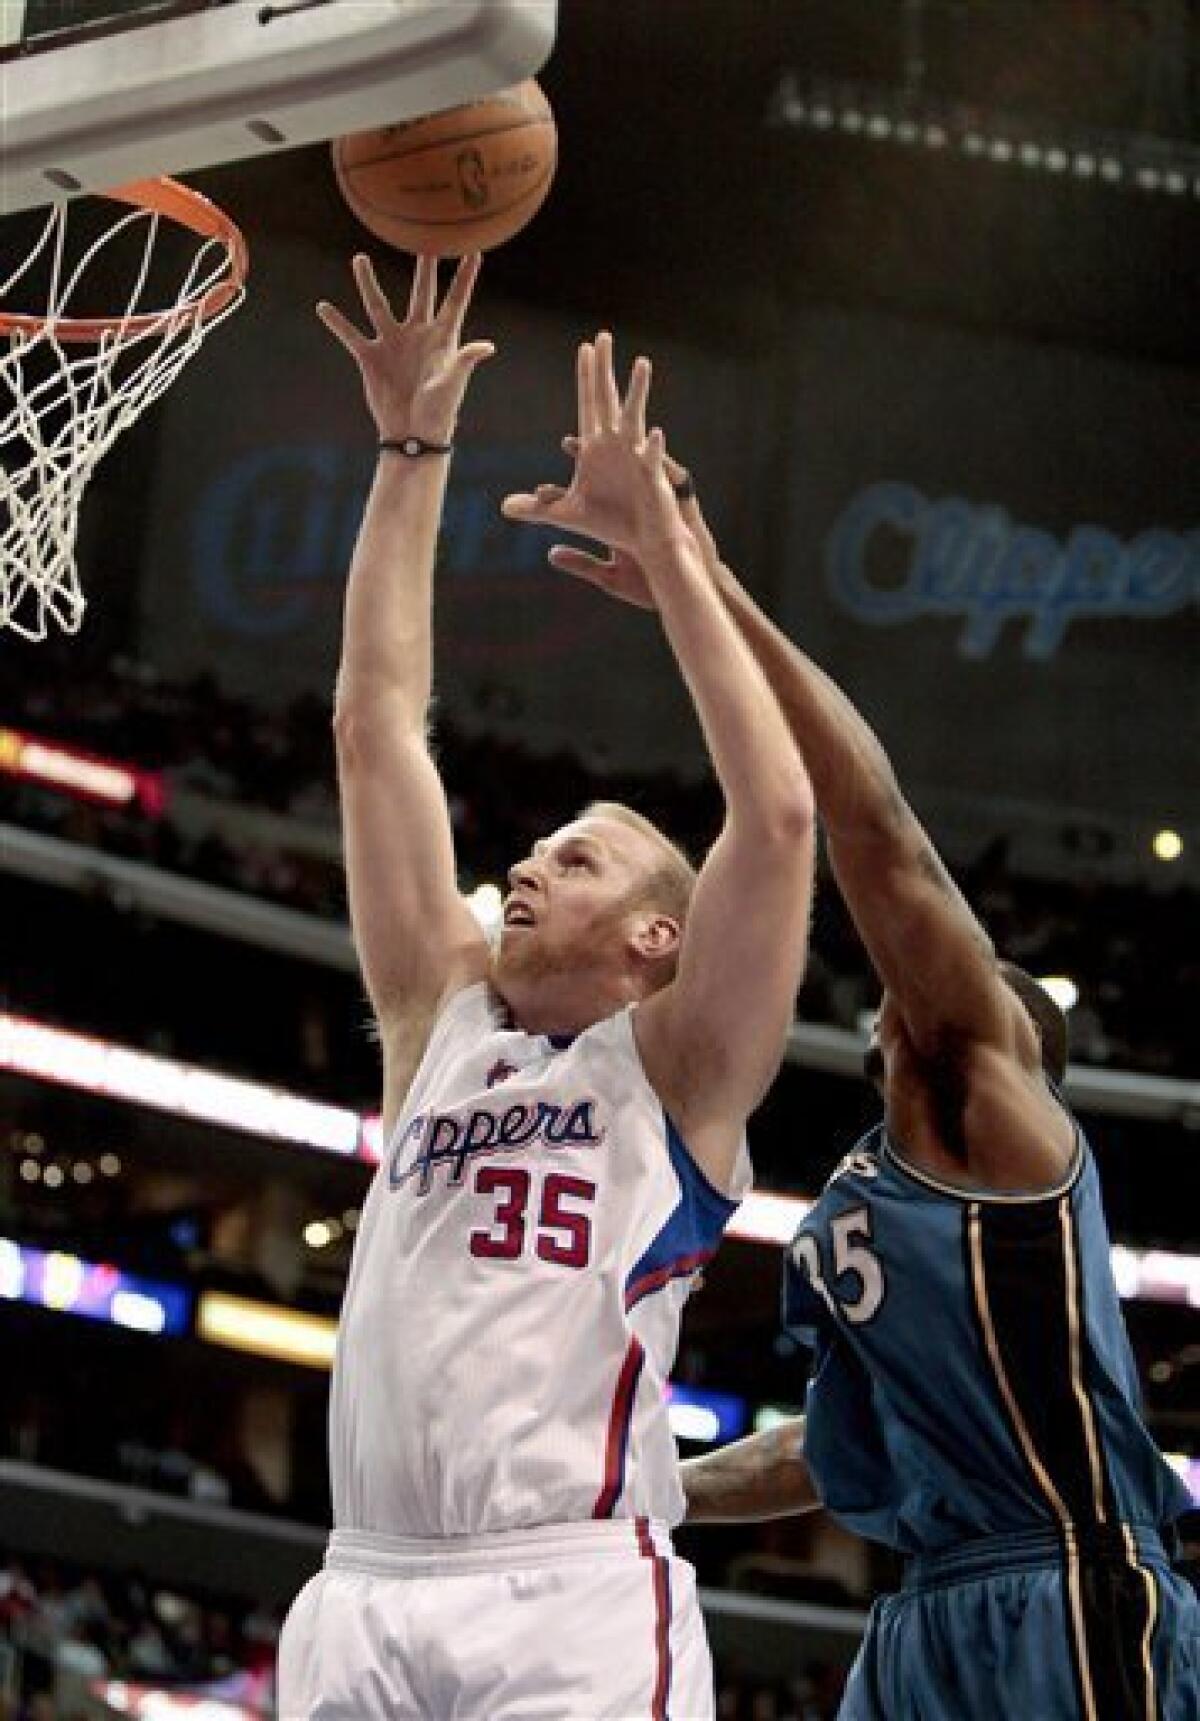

{"left": 0, "top": 0, "right": 557, "bottom": 214}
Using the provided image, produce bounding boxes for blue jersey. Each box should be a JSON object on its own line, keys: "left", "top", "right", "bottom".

{"left": 783, "top": 1120, "right": 1192, "bottom": 1558}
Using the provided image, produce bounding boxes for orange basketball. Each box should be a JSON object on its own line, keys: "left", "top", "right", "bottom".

{"left": 332, "top": 80, "right": 557, "bottom": 257}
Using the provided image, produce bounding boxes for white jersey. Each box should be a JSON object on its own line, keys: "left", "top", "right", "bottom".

{"left": 330, "top": 981, "right": 751, "bottom": 1538}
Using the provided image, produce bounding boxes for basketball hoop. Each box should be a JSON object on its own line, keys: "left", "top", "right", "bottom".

{"left": 0, "top": 178, "right": 247, "bottom": 641}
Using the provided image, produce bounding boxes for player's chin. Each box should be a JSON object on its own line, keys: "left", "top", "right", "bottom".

{"left": 494, "top": 931, "right": 538, "bottom": 979}
{"left": 496, "top": 924, "right": 530, "bottom": 956}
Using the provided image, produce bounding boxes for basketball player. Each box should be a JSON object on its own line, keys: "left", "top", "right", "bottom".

{"left": 275, "top": 254, "right": 817, "bottom": 1719}
{"left": 510, "top": 454, "right": 1200, "bottom": 1718}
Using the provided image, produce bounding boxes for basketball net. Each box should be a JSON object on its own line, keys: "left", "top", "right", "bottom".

{"left": 0, "top": 179, "right": 247, "bottom": 642}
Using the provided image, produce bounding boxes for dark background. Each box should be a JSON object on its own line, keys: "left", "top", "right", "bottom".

{"left": 1, "top": 4, "right": 1197, "bottom": 1710}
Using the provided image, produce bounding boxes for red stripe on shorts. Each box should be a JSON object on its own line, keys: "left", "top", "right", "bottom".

{"left": 635, "top": 1515, "right": 672, "bottom": 1720}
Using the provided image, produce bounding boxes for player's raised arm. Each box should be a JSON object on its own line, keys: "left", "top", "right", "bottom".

{"left": 505, "top": 336, "right": 817, "bottom": 1190}
{"left": 318, "top": 254, "right": 495, "bottom": 1124}
{"left": 680, "top": 1419, "right": 820, "bottom": 1523}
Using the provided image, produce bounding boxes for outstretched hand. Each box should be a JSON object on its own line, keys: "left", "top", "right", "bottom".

{"left": 316, "top": 253, "right": 495, "bottom": 443}
{"left": 546, "top": 436, "right": 719, "bottom": 612}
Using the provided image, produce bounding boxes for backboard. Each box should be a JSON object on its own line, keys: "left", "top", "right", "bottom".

{"left": 0, "top": 0, "right": 558, "bottom": 214}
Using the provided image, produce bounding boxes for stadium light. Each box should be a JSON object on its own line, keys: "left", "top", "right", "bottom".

{"left": 197, "top": 1292, "right": 338, "bottom": 1369}
{"left": 767, "top": 73, "right": 1200, "bottom": 201}
{"left": 1038, "top": 975, "right": 1079, "bottom": 1012}
{"left": 467, "top": 882, "right": 503, "bottom": 931}
{"left": 4, "top": 1011, "right": 1198, "bottom": 1304}
{"left": 0, "top": 726, "right": 165, "bottom": 814}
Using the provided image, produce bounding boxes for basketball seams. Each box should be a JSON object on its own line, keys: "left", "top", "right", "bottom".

{"left": 334, "top": 163, "right": 556, "bottom": 230}
{"left": 338, "top": 117, "right": 555, "bottom": 175}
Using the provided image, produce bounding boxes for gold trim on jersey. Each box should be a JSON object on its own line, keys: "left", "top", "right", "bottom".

{"left": 1121, "top": 1523, "right": 1160, "bottom": 1721}
{"left": 884, "top": 1119, "right": 1082, "bottom": 1204}
{"left": 967, "top": 1198, "right": 1161, "bottom": 1721}
{"left": 1060, "top": 1199, "right": 1108, "bottom": 1523}
{"left": 967, "top": 1201, "right": 1097, "bottom": 1720}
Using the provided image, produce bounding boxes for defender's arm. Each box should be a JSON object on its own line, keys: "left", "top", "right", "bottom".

{"left": 681, "top": 1419, "right": 820, "bottom": 1523}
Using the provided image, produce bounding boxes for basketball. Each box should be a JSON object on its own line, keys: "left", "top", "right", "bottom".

{"left": 331, "top": 79, "right": 557, "bottom": 257}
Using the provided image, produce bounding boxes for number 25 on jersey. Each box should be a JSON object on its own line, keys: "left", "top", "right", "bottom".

{"left": 791, "top": 1206, "right": 885, "bottom": 1325}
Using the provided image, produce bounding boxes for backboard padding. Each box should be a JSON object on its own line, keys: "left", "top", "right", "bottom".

{"left": 1, "top": 0, "right": 557, "bottom": 213}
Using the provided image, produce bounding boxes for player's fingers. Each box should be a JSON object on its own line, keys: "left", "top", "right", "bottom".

{"left": 315, "top": 300, "right": 367, "bottom": 353}
{"left": 561, "top": 434, "right": 581, "bottom": 460}
{"left": 407, "top": 254, "right": 439, "bottom": 323}
{"left": 455, "top": 340, "right": 496, "bottom": 378}
{"left": 642, "top": 425, "right": 667, "bottom": 471}
{"left": 439, "top": 253, "right": 482, "bottom": 335}
{"left": 638, "top": 429, "right": 677, "bottom": 510}
{"left": 577, "top": 342, "right": 599, "bottom": 439}
{"left": 353, "top": 254, "right": 398, "bottom": 332}
{"left": 548, "top": 545, "right": 613, "bottom": 581}
{"left": 622, "top": 355, "right": 652, "bottom": 440}
{"left": 663, "top": 449, "right": 689, "bottom": 487}
{"left": 536, "top": 483, "right": 567, "bottom": 503}
{"left": 500, "top": 491, "right": 554, "bottom": 522}
{"left": 595, "top": 331, "right": 622, "bottom": 432}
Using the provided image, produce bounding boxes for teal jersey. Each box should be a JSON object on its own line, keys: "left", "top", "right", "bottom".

{"left": 783, "top": 1120, "right": 1193, "bottom": 1558}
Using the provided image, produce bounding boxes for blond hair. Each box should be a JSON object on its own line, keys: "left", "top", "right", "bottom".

{"left": 581, "top": 800, "right": 698, "bottom": 930}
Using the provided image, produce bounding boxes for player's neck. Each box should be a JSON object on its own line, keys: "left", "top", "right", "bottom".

{"left": 497, "top": 970, "right": 641, "bottom": 1038}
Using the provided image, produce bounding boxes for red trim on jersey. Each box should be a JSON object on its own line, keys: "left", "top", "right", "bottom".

{"left": 635, "top": 1515, "right": 673, "bottom": 1720}
{"left": 592, "top": 1336, "right": 645, "bottom": 1518}
{"left": 625, "top": 1248, "right": 715, "bottom": 1311}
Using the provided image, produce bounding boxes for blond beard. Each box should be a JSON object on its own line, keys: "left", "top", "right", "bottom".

{"left": 493, "top": 912, "right": 629, "bottom": 1020}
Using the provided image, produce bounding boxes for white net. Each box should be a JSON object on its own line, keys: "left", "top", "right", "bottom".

{"left": 1, "top": 187, "right": 245, "bottom": 641}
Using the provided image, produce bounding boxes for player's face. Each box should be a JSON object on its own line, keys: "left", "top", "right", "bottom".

{"left": 496, "top": 817, "right": 652, "bottom": 981}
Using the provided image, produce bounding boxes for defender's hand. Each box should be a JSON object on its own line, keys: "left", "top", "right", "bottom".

{"left": 316, "top": 253, "right": 495, "bottom": 444}
{"left": 548, "top": 542, "right": 657, "bottom": 609}
{"left": 545, "top": 437, "right": 717, "bottom": 612}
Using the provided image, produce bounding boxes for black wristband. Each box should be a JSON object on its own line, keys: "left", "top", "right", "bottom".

{"left": 672, "top": 470, "right": 696, "bottom": 502}
{"left": 378, "top": 436, "right": 454, "bottom": 458}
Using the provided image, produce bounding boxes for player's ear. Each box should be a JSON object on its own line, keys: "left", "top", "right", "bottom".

{"left": 629, "top": 912, "right": 681, "bottom": 965}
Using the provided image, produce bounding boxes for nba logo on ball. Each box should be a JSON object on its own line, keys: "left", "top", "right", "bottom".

{"left": 332, "top": 80, "right": 557, "bottom": 255}
{"left": 457, "top": 149, "right": 490, "bottom": 209}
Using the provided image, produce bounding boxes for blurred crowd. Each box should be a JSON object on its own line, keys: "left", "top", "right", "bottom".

{"left": 716, "top": 1668, "right": 846, "bottom": 1721}
{"left": 0, "top": 1552, "right": 279, "bottom": 1718}
{"left": 3, "top": 653, "right": 1197, "bottom": 1076}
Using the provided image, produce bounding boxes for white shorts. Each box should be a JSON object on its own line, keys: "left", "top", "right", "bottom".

{"left": 276, "top": 1517, "right": 714, "bottom": 1720}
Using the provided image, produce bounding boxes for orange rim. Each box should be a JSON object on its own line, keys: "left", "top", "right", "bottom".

{"left": 0, "top": 177, "right": 248, "bottom": 344}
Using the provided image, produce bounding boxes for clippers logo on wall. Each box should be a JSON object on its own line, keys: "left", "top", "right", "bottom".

{"left": 774, "top": 307, "right": 1198, "bottom": 822}
{"left": 183, "top": 440, "right": 590, "bottom": 656}
{"left": 826, "top": 482, "right": 1197, "bottom": 659}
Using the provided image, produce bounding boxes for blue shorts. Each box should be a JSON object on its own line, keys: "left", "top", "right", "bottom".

{"left": 839, "top": 1525, "right": 1200, "bottom": 1720}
